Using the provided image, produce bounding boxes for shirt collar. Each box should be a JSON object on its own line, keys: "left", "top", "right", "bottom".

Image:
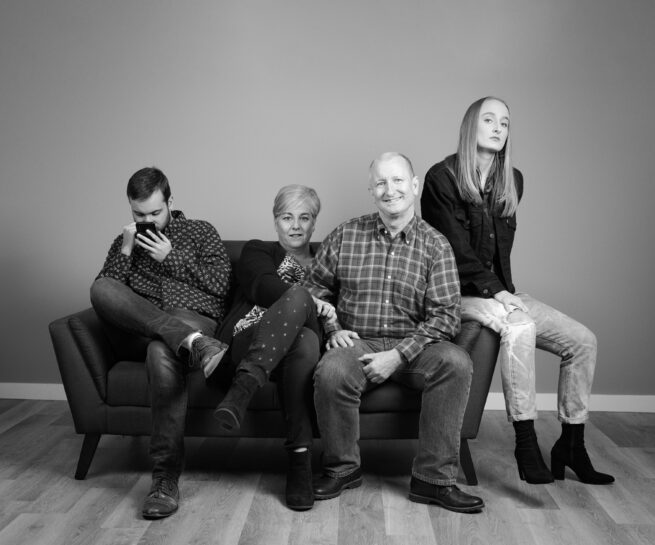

{"left": 163, "top": 209, "right": 185, "bottom": 235}
{"left": 375, "top": 214, "right": 417, "bottom": 244}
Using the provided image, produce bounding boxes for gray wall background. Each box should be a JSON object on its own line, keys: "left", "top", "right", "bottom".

{"left": 1, "top": 0, "right": 654, "bottom": 396}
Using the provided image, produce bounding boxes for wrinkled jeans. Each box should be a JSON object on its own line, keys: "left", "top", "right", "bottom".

{"left": 462, "top": 293, "right": 596, "bottom": 424}
{"left": 90, "top": 277, "right": 203, "bottom": 354}
{"left": 90, "top": 277, "right": 217, "bottom": 478}
{"left": 313, "top": 339, "right": 472, "bottom": 486}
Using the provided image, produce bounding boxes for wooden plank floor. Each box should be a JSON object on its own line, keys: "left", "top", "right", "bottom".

{"left": 0, "top": 400, "right": 654, "bottom": 545}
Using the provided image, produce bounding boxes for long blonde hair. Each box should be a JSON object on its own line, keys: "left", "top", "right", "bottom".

{"left": 453, "top": 96, "right": 518, "bottom": 217}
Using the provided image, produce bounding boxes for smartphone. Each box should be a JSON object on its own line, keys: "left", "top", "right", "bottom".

{"left": 135, "top": 222, "right": 157, "bottom": 239}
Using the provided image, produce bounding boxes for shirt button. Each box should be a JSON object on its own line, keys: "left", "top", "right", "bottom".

{"left": 489, "top": 233, "right": 495, "bottom": 239}
{"left": 383, "top": 324, "right": 388, "bottom": 328}
{"left": 482, "top": 288, "right": 489, "bottom": 295}
{"left": 387, "top": 275, "right": 392, "bottom": 279}
{"left": 391, "top": 252, "right": 395, "bottom": 256}
{"left": 385, "top": 299, "right": 389, "bottom": 304}
{"left": 486, "top": 261, "right": 492, "bottom": 267}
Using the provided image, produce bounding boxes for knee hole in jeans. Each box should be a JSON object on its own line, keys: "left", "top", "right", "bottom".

{"left": 505, "top": 309, "right": 532, "bottom": 326}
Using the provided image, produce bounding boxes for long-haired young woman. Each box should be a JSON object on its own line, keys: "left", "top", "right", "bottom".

{"left": 421, "top": 97, "right": 614, "bottom": 486}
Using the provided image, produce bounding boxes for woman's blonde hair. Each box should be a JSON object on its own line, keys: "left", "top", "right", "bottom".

{"left": 273, "top": 185, "right": 321, "bottom": 219}
{"left": 454, "top": 96, "right": 518, "bottom": 217}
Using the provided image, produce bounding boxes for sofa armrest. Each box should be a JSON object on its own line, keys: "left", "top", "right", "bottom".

{"left": 49, "top": 307, "right": 115, "bottom": 433}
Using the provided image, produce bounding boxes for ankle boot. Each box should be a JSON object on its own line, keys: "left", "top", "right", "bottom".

{"left": 513, "top": 420, "right": 554, "bottom": 484}
{"left": 213, "top": 372, "right": 261, "bottom": 431}
{"left": 551, "top": 423, "right": 615, "bottom": 484}
{"left": 285, "top": 449, "right": 314, "bottom": 511}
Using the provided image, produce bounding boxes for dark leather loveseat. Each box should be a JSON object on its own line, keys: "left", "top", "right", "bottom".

{"left": 49, "top": 240, "right": 499, "bottom": 485}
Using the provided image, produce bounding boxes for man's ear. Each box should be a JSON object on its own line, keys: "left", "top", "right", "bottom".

{"left": 412, "top": 176, "right": 419, "bottom": 195}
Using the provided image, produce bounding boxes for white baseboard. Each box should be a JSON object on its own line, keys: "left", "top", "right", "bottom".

{"left": 0, "top": 383, "right": 67, "bottom": 400}
{"left": 0, "top": 384, "right": 654, "bottom": 412}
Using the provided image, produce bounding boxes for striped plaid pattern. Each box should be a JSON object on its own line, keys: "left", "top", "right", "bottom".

{"left": 304, "top": 213, "right": 461, "bottom": 363}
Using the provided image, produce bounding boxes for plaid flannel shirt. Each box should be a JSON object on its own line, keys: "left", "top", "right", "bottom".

{"left": 303, "top": 213, "right": 461, "bottom": 363}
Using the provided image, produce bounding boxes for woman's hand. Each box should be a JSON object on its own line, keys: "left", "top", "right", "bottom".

{"left": 312, "top": 296, "right": 336, "bottom": 321}
{"left": 326, "top": 330, "right": 360, "bottom": 350}
{"left": 493, "top": 290, "right": 527, "bottom": 313}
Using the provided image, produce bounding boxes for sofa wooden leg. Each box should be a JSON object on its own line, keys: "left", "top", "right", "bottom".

{"left": 74, "top": 433, "right": 101, "bottom": 480}
{"left": 460, "top": 438, "right": 478, "bottom": 486}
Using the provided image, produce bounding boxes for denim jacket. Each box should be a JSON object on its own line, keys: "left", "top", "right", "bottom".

{"left": 421, "top": 155, "right": 524, "bottom": 298}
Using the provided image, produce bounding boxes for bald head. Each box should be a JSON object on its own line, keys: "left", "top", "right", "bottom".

{"left": 368, "top": 152, "right": 419, "bottom": 227}
{"left": 369, "top": 152, "right": 415, "bottom": 184}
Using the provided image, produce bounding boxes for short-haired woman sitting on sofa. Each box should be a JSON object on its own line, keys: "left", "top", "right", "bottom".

{"left": 215, "top": 184, "right": 334, "bottom": 511}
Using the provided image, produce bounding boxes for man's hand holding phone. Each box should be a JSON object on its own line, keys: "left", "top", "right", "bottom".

{"left": 135, "top": 223, "right": 172, "bottom": 263}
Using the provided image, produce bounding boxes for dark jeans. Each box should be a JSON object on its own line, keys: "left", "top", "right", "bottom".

{"left": 90, "top": 277, "right": 217, "bottom": 478}
{"left": 314, "top": 339, "right": 472, "bottom": 485}
{"left": 231, "top": 285, "right": 321, "bottom": 450}
{"left": 90, "top": 277, "right": 206, "bottom": 354}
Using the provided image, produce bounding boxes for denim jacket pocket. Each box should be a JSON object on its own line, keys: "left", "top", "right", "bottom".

{"left": 497, "top": 215, "right": 517, "bottom": 242}
{"left": 454, "top": 208, "right": 471, "bottom": 230}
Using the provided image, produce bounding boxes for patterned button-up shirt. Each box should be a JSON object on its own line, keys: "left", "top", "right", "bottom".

{"left": 303, "top": 213, "right": 461, "bottom": 363}
{"left": 96, "top": 210, "right": 231, "bottom": 321}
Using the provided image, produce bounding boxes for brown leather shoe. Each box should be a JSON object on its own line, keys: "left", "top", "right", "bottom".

{"left": 142, "top": 476, "right": 179, "bottom": 519}
{"left": 408, "top": 477, "right": 484, "bottom": 513}
{"left": 313, "top": 468, "right": 363, "bottom": 500}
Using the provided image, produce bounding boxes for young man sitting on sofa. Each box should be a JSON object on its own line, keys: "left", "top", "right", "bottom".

{"left": 90, "top": 167, "right": 232, "bottom": 519}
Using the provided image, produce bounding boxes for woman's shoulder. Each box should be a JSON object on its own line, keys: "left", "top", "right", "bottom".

{"left": 512, "top": 166, "right": 524, "bottom": 197}
{"left": 241, "top": 239, "right": 285, "bottom": 265}
{"left": 243, "top": 238, "right": 276, "bottom": 251}
{"left": 426, "top": 154, "right": 457, "bottom": 179}
{"left": 424, "top": 154, "right": 459, "bottom": 197}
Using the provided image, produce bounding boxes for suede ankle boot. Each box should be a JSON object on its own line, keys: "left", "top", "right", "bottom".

{"left": 213, "top": 372, "right": 261, "bottom": 431}
{"left": 285, "top": 449, "right": 314, "bottom": 511}
{"left": 513, "top": 420, "right": 554, "bottom": 484}
{"left": 551, "top": 423, "right": 615, "bottom": 484}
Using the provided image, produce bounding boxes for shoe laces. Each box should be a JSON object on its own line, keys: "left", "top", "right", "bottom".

{"left": 151, "top": 476, "right": 178, "bottom": 498}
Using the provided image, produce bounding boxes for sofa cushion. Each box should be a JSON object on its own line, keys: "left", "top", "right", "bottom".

{"left": 106, "top": 360, "right": 284, "bottom": 410}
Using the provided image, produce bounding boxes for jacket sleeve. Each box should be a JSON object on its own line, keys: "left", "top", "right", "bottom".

{"left": 237, "top": 240, "right": 291, "bottom": 307}
{"left": 422, "top": 165, "right": 505, "bottom": 297}
{"left": 160, "top": 220, "right": 232, "bottom": 303}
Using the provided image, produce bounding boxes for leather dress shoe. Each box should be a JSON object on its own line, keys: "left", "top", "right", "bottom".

{"left": 408, "top": 476, "right": 484, "bottom": 513}
{"left": 313, "top": 468, "right": 363, "bottom": 500}
{"left": 142, "top": 476, "right": 179, "bottom": 519}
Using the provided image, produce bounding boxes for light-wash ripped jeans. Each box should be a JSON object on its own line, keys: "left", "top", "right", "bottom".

{"left": 462, "top": 293, "right": 597, "bottom": 424}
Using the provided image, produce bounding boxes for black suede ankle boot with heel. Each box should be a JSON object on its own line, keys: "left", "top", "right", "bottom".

{"left": 285, "top": 449, "right": 314, "bottom": 511}
{"left": 551, "top": 423, "right": 615, "bottom": 484}
{"left": 213, "top": 371, "right": 261, "bottom": 431}
{"left": 513, "top": 420, "right": 554, "bottom": 484}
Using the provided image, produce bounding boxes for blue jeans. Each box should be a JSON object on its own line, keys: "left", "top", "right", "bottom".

{"left": 461, "top": 293, "right": 597, "bottom": 424}
{"left": 90, "top": 277, "right": 217, "bottom": 478}
{"left": 313, "top": 339, "right": 472, "bottom": 486}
